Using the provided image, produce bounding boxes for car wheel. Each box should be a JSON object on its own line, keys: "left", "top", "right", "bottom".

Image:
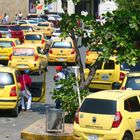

{"left": 12, "top": 105, "right": 19, "bottom": 117}
{"left": 122, "top": 132, "right": 133, "bottom": 140}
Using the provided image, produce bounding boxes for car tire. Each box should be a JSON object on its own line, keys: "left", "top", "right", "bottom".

{"left": 12, "top": 105, "right": 19, "bottom": 117}
{"left": 122, "top": 132, "right": 133, "bottom": 140}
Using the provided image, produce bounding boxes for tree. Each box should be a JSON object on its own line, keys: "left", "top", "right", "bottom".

{"left": 45, "top": 0, "right": 140, "bottom": 122}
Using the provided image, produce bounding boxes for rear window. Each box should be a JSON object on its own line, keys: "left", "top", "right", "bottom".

{"left": 13, "top": 48, "right": 34, "bottom": 56}
{"left": 25, "top": 34, "right": 42, "bottom": 40}
{"left": 80, "top": 98, "right": 116, "bottom": 115}
{"left": 0, "top": 41, "right": 13, "bottom": 48}
{"left": 125, "top": 77, "right": 140, "bottom": 90}
{"left": 121, "top": 63, "right": 140, "bottom": 72}
{"left": 0, "top": 26, "right": 8, "bottom": 31}
{"left": 9, "top": 26, "right": 21, "bottom": 31}
{"left": 52, "top": 42, "right": 72, "bottom": 48}
{"left": 20, "top": 26, "right": 33, "bottom": 31}
{"left": 0, "top": 72, "right": 14, "bottom": 85}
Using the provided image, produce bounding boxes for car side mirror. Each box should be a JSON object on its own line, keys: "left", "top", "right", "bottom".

{"left": 112, "top": 82, "right": 121, "bottom": 90}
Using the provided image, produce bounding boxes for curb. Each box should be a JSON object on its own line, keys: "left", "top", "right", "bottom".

{"left": 21, "top": 118, "right": 74, "bottom": 140}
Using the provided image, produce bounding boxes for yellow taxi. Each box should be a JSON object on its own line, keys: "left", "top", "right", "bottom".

{"left": 119, "top": 72, "right": 140, "bottom": 90}
{"left": 8, "top": 44, "right": 48, "bottom": 74}
{"left": 85, "top": 56, "right": 140, "bottom": 91}
{"left": 0, "top": 65, "right": 21, "bottom": 117}
{"left": 20, "top": 24, "right": 35, "bottom": 34}
{"left": 85, "top": 49, "right": 102, "bottom": 68}
{"left": 35, "top": 21, "right": 54, "bottom": 38}
{"left": 73, "top": 90, "right": 140, "bottom": 140}
{"left": 48, "top": 37, "right": 77, "bottom": 65}
{"left": 0, "top": 38, "right": 21, "bottom": 65}
{"left": 24, "top": 32, "right": 50, "bottom": 52}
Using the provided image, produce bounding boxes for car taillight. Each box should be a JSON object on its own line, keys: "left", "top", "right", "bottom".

{"left": 34, "top": 54, "right": 39, "bottom": 61}
{"left": 112, "top": 112, "right": 122, "bottom": 128}
{"left": 86, "top": 50, "right": 89, "bottom": 56}
{"left": 41, "top": 39, "right": 45, "bottom": 44}
{"left": 71, "top": 48, "right": 75, "bottom": 54}
{"left": 9, "top": 54, "right": 12, "bottom": 61}
{"left": 49, "top": 49, "right": 53, "bottom": 54}
{"left": 119, "top": 72, "right": 125, "bottom": 81}
{"left": 75, "top": 108, "right": 80, "bottom": 124}
{"left": 10, "top": 86, "right": 17, "bottom": 96}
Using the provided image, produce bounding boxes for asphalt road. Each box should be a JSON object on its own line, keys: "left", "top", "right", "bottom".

{"left": 0, "top": 46, "right": 86, "bottom": 140}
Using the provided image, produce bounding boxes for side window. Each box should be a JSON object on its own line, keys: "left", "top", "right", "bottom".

{"left": 124, "top": 96, "right": 140, "bottom": 112}
{"left": 104, "top": 60, "right": 115, "bottom": 69}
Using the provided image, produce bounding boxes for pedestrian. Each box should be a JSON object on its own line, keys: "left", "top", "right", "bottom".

{"left": 53, "top": 66, "right": 65, "bottom": 108}
{"left": 15, "top": 14, "right": 19, "bottom": 23}
{"left": 2, "top": 13, "right": 9, "bottom": 24}
{"left": 18, "top": 12, "right": 22, "bottom": 20}
{"left": 18, "top": 69, "right": 32, "bottom": 111}
{"left": 62, "top": 63, "right": 71, "bottom": 79}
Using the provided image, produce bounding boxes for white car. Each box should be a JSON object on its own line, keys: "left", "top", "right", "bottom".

{"left": 51, "top": 28, "right": 61, "bottom": 40}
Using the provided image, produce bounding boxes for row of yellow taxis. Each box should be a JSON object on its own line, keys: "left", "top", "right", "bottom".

{"left": 0, "top": 19, "right": 78, "bottom": 117}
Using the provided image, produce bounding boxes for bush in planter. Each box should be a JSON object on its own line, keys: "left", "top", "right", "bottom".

{"left": 50, "top": 74, "right": 88, "bottom": 123}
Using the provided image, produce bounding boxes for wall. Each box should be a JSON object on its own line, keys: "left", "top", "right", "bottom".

{"left": 0, "top": 0, "right": 28, "bottom": 22}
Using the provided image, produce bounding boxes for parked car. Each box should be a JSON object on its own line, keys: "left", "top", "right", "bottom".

{"left": 0, "top": 65, "right": 21, "bottom": 117}
{"left": 85, "top": 48, "right": 102, "bottom": 68}
{"left": 20, "top": 24, "right": 34, "bottom": 34}
{"left": 51, "top": 28, "right": 61, "bottom": 41}
{"left": 0, "top": 38, "right": 21, "bottom": 65}
{"left": 8, "top": 44, "right": 48, "bottom": 74}
{"left": 0, "top": 25, "right": 24, "bottom": 43}
{"left": 48, "top": 37, "right": 77, "bottom": 65}
{"left": 113, "top": 72, "right": 140, "bottom": 90}
{"left": 35, "top": 21, "right": 54, "bottom": 38}
{"left": 24, "top": 32, "right": 51, "bottom": 52}
{"left": 73, "top": 90, "right": 140, "bottom": 140}
{"left": 85, "top": 56, "right": 140, "bottom": 91}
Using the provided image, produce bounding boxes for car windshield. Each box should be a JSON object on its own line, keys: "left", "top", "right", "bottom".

{"left": 121, "top": 63, "right": 140, "bottom": 72}
{"left": 13, "top": 48, "right": 34, "bottom": 56}
{"left": 0, "top": 72, "right": 14, "bottom": 85}
{"left": 0, "top": 41, "right": 13, "bottom": 48}
{"left": 0, "top": 27, "right": 8, "bottom": 31}
{"left": 80, "top": 98, "right": 116, "bottom": 115}
{"left": 28, "top": 21, "right": 37, "bottom": 24}
{"left": 25, "top": 34, "right": 42, "bottom": 40}
{"left": 20, "top": 26, "right": 33, "bottom": 31}
{"left": 52, "top": 42, "right": 72, "bottom": 48}
{"left": 37, "top": 24, "right": 49, "bottom": 27}
{"left": 125, "top": 76, "right": 140, "bottom": 90}
{"left": 9, "top": 26, "right": 21, "bottom": 31}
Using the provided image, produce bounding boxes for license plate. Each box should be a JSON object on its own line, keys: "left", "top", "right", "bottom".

{"left": 0, "top": 55, "right": 7, "bottom": 58}
{"left": 57, "top": 58, "right": 65, "bottom": 61}
{"left": 18, "top": 65, "right": 27, "bottom": 68}
{"left": 88, "top": 135, "right": 98, "bottom": 140}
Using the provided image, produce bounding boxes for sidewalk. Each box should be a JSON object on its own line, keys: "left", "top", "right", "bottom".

{"left": 21, "top": 118, "right": 74, "bottom": 140}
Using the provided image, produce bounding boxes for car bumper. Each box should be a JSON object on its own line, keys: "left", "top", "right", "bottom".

{"left": 48, "top": 55, "right": 76, "bottom": 63}
{"left": 73, "top": 124, "right": 123, "bottom": 140}
{"left": 0, "top": 99, "right": 18, "bottom": 109}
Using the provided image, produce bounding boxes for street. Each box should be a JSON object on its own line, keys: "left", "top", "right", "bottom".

{"left": 0, "top": 46, "right": 86, "bottom": 140}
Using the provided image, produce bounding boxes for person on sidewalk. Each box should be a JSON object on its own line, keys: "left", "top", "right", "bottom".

{"left": 18, "top": 69, "right": 32, "bottom": 111}
{"left": 53, "top": 66, "right": 65, "bottom": 109}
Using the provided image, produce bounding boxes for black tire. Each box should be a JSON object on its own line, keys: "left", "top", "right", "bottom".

{"left": 12, "top": 105, "right": 19, "bottom": 117}
{"left": 122, "top": 132, "right": 133, "bottom": 140}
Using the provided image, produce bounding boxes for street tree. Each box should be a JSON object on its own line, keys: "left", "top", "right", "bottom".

{"left": 44, "top": 0, "right": 140, "bottom": 121}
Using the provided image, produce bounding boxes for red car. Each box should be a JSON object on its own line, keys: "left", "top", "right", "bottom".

{"left": 0, "top": 25, "right": 24, "bottom": 43}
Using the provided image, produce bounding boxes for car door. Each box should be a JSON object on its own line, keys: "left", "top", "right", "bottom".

{"left": 124, "top": 96, "right": 140, "bottom": 138}
{"left": 28, "top": 70, "right": 46, "bottom": 103}
{"left": 93, "top": 60, "right": 116, "bottom": 90}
